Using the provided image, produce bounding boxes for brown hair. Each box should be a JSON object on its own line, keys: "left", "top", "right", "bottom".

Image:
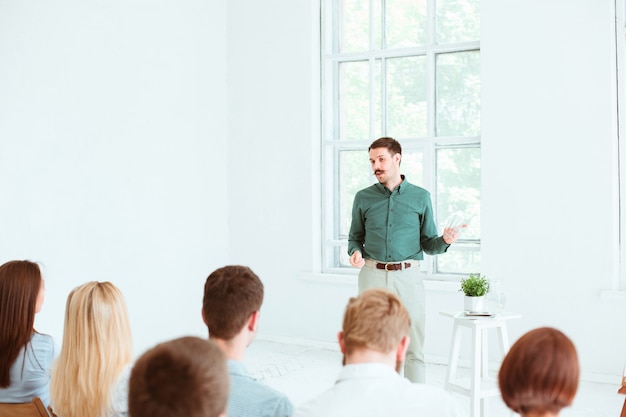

{"left": 129, "top": 336, "right": 229, "bottom": 417}
{"left": 498, "top": 327, "right": 579, "bottom": 415}
{"left": 368, "top": 137, "right": 402, "bottom": 156}
{"left": 202, "top": 265, "right": 264, "bottom": 340}
{"left": 0, "top": 260, "right": 43, "bottom": 387}
{"left": 342, "top": 288, "right": 410, "bottom": 355}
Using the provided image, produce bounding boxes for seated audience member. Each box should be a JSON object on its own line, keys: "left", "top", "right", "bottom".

{"left": 293, "top": 288, "right": 466, "bottom": 417}
{"left": 202, "top": 265, "right": 294, "bottom": 417}
{"left": 498, "top": 327, "right": 579, "bottom": 417}
{"left": 0, "top": 260, "right": 54, "bottom": 406}
{"left": 50, "top": 282, "right": 133, "bottom": 417}
{"left": 128, "top": 336, "right": 229, "bottom": 417}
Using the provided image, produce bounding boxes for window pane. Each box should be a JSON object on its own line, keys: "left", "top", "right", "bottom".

{"left": 336, "top": 244, "right": 351, "bottom": 268}
{"left": 400, "top": 150, "right": 424, "bottom": 186}
{"left": 339, "top": 150, "right": 372, "bottom": 237}
{"left": 436, "top": 147, "right": 480, "bottom": 239}
{"left": 339, "top": 0, "right": 369, "bottom": 53}
{"left": 387, "top": 56, "right": 427, "bottom": 138}
{"left": 436, "top": 51, "right": 480, "bottom": 137}
{"left": 339, "top": 61, "right": 370, "bottom": 140}
{"left": 436, "top": 0, "right": 479, "bottom": 44}
{"left": 385, "top": 0, "right": 427, "bottom": 48}
{"left": 373, "top": 60, "right": 382, "bottom": 137}
{"left": 435, "top": 249, "right": 480, "bottom": 274}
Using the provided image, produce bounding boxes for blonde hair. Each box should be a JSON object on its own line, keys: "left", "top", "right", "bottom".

{"left": 342, "top": 288, "right": 410, "bottom": 355}
{"left": 51, "top": 282, "right": 133, "bottom": 417}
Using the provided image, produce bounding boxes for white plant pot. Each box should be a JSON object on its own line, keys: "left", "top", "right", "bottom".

{"left": 464, "top": 295, "right": 487, "bottom": 313}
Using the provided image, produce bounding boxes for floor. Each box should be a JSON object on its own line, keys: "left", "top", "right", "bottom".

{"left": 246, "top": 339, "right": 624, "bottom": 417}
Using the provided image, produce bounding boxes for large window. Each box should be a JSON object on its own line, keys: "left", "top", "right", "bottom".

{"left": 321, "top": 0, "right": 481, "bottom": 278}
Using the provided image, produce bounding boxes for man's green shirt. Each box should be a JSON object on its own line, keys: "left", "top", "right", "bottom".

{"left": 348, "top": 176, "right": 449, "bottom": 262}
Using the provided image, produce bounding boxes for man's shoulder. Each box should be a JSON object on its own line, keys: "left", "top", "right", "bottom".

{"left": 293, "top": 375, "right": 464, "bottom": 417}
{"left": 400, "top": 181, "right": 430, "bottom": 196}
{"left": 230, "top": 374, "right": 289, "bottom": 399}
{"left": 355, "top": 183, "right": 380, "bottom": 196}
{"left": 228, "top": 373, "right": 294, "bottom": 417}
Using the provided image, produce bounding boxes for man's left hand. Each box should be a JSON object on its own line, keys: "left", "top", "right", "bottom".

{"left": 443, "top": 225, "right": 466, "bottom": 244}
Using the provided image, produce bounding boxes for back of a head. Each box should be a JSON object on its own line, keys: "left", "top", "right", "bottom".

{"left": 498, "top": 327, "right": 579, "bottom": 415}
{"left": 0, "top": 260, "right": 42, "bottom": 388}
{"left": 61, "top": 281, "right": 133, "bottom": 357}
{"left": 129, "top": 336, "right": 229, "bottom": 417}
{"left": 50, "top": 281, "right": 133, "bottom": 417}
{"left": 202, "top": 265, "right": 264, "bottom": 340}
{"left": 342, "top": 288, "right": 410, "bottom": 355}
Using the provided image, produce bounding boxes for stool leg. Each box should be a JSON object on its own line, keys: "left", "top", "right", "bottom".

{"left": 445, "top": 321, "right": 462, "bottom": 389}
{"left": 481, "top": 326, "right": 489, "bottom": 378}
{"left": 470, "top": 325, "right": 481, "bottom": 417}
{"left": 480, "top": 326, "right": 489, "bottom": 417}
{"left": 496, "top": 324, "right": 514, "bottom": 417}
{"left": 497, "top": 324, "right": 511, "bottom": 354}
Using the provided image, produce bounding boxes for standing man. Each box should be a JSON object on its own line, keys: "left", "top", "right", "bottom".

{"left": 348, "top": 137, "right": 462, "bottom": 383}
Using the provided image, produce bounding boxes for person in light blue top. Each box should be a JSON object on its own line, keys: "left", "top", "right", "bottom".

{"left": 0, "top": 260, "right": 55, "bottom": 407}
{"left": 202, "top": 265, "right": 294, "bottom": 417}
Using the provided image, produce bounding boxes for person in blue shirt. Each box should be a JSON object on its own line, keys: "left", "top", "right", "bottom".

{"left": 202, "top": 265, "right": 294, "bottom": 417}
{"left": 348, "top": 137, "right": 462, "bottom": 383}
{"left": 0, "top": 260, "right": 55, "bottom": 406}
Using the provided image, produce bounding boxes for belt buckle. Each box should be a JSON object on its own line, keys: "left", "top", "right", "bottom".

{"left": 385, "top": 262, "right": 393, "bottom": 271}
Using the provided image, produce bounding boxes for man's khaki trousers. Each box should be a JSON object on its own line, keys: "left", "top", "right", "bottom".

{"left": 358, "top": 261, "right": 426, "bottom": 383}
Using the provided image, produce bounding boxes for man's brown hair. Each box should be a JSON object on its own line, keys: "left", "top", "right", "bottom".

{"left": 368, "top": 137, "right": 402, "bottom": 156}
{"left": 498, "top": 327, "right": 579, "bottom": 415}
{"left": 129, "top": 336, "right": 229, "bottom": 417}
{"left": 202, "top": 265, "right": 264, "bottom": 340}
{"left": 342, "top": 288, "right": 410, "bottom": 355}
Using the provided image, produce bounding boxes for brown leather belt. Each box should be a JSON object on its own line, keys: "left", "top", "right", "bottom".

{"left": 375, "top": 262, "right": 412, "bottom": 271}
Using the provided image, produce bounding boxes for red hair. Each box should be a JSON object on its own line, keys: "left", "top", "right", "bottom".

{"left": 498, "top": 327, "right": 579, "bottom": 415}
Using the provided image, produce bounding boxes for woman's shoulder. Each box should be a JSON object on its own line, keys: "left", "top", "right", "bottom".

{"left": 30, "top": 332, "right": 56, "bottom": 360}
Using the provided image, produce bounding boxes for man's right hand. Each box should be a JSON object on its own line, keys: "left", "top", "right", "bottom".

{"left": 349, "top": 251, "right": 365, "bottom": 268}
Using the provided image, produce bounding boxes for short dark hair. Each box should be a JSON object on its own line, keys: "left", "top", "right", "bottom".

{"left": 129, "top": 336, "right": 229, "bottom": 417}
{"left": 498, "top": 327, "right": 579, "bottom": 415}
{"left": 202, "top": 265, "right": 264, "bottom": 340}
{"left": 368, "top": 137, "right": 402, "bottom": 156}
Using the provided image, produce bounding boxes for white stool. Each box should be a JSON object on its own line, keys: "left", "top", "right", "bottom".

{"left": 440, "top": 311, "right": 521, "bottom": 417}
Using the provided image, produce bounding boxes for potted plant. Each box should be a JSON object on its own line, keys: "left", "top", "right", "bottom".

{"left": 460, "top": 273, "right": 490, "bottom": 313}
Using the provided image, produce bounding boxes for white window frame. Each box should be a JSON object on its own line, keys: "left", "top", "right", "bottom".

{"left": 320, "top": 0, "right": 481, "bottom": 278}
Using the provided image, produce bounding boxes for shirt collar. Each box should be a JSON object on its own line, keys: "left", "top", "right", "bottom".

{"left": 336, "top": 363, "right": 403, "bottom": 383}
{"left": 375, "top": 175, "right": 407, "bottom": 195}
{"left": 227, "top": 359, "right": 251, "bottom": 377}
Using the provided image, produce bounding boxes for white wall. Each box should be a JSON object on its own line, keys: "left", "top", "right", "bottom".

{"left": 0, "top": 0, "right": 229, "bottom": 355}
{"left": 480, "top": 0, "right": 624, "bottom": 379}
{"left": 1, "top": 0, "right": 625, "bottom": 382}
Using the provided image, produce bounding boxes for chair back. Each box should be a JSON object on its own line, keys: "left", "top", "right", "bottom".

{"left": 0, "top": 397, "right": 50, "bottom": 417}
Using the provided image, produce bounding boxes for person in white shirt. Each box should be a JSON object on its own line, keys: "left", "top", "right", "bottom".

{"left": 293, "top": 288, "right": 467, "bottom": 417}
